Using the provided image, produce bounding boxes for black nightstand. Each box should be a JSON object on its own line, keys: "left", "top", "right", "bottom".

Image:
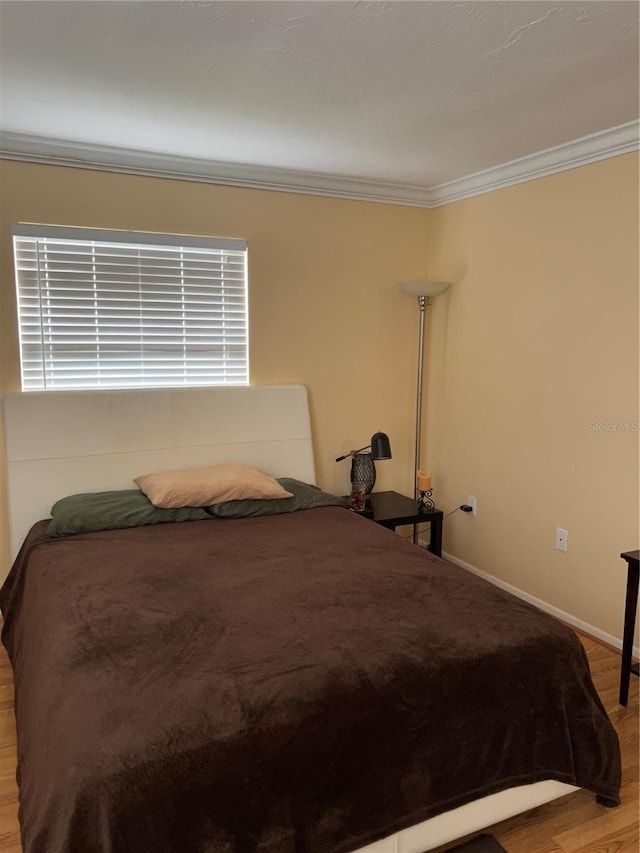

{"left": 360, "top": 490, "right": 443, "bottom": 557}
{"left": 619, "top": 550, "right": 639, "bottom": 706}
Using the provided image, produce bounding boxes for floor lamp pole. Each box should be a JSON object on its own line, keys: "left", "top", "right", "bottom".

{"left": 400, "top": 278, "right": 450, "bottom": 546}
{"left": 413, "top": 295, "right": 429, "bottom": 544}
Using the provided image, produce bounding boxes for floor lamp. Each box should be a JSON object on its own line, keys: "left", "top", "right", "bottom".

{"left": 400, "top": 280, "right": 450, "bottom": 543}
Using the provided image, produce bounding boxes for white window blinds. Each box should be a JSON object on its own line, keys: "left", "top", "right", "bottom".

{"left": 12, "top": 225, "right": 248, "bottom": 391}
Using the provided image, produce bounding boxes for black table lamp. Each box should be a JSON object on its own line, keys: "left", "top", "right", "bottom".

{"left": 336, "top": 432, "right": 392, "bottom": 494}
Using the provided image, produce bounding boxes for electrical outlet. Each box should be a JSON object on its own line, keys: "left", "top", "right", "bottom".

{"left": 555, "top": 527, "right": 568, "bottom": 552}
{"left": 466, "top": 495, "right": 477, "bottom": 516}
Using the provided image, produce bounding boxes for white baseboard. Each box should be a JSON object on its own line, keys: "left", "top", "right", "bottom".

{"left": 442, "top": 550, "right": 640, "bottom": 661}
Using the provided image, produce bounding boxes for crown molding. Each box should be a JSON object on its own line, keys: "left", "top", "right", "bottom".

{"left": 0, "top": 133, "right": 433, "bottom": 208}
{"left": 428, "top": 120, "right": 639, "bottom": 205}
{"left": 1, "top": 120, "right": 638, "bottom": 209}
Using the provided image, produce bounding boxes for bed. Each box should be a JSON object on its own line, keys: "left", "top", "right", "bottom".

{"left": 1, "top": 385, "right": 621, "bottom": 853}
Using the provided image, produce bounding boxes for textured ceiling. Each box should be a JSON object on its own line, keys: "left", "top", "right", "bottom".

{"left": 0, "top": 1, "right": 638, "bottom": 188}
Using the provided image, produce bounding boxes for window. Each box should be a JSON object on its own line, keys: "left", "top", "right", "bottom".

{"left": 12, "top": 224, "right": 248, "bottom": 391}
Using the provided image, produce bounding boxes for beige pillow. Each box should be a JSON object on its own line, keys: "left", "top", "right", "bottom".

{"left": 134, "top": 464, "right": 293, "bottom": 509}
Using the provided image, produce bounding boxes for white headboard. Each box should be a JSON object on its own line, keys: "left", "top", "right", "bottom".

{"left": 3, "top": 384, "right": 316, "bottom": 558}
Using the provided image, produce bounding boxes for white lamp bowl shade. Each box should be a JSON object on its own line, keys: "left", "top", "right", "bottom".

{"left": 400, "top": 280, "right": 450, "bottom": 297}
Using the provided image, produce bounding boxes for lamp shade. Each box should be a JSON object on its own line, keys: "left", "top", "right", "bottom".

{"left": 400, "top": 280, "right": 450, "bottom": 298}
{"left": 370, "top": 431, "right": 392, "bottom": 460}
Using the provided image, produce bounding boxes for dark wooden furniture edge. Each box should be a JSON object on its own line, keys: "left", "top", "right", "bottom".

{"left": 352, "top": 491, "right": 444, "bottom": 558}
{"left": 619, "top": 549, "right": 639, "bottom": 706}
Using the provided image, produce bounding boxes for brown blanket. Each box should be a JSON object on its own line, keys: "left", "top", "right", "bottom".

{"left": 1, "top": 508, "right": 620, "bottom": 853}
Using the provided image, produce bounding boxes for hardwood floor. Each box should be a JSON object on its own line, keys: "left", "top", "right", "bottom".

{"left": 0, "top": 631, "right": 636, "bottom": 853}
{"left": 0, "top": 639, "right": 19, "bottom": 853}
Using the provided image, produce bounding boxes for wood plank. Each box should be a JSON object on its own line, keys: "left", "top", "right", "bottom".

{"left": 552, "top": 783, "right": 639, "bottom": 849}
{"left": 568, "top": 824, "right": 640, "bottom": 853}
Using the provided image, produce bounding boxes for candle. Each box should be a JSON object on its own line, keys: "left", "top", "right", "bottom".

{"left": 417, "top": 471, "right": 431, "bottom": 491}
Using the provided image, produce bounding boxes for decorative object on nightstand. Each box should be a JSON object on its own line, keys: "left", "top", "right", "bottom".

{"left": 335, "top": 432, "right": 392, "bottom": 495}
{"left": 417, "top": 471, "right": 434, "bottom": 511}
{"left": 349, "top": 482, "right": 367, "bottom": 512}
{"left": 350, "top": 453, "right": 376, "bottom": 495}
{"left": 400, "top": 280, "right": 450, "bottom": 542}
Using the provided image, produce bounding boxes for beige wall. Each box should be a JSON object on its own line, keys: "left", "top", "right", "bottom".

{"left": 0, "top": 154, "right": 638, "bottom": 646}
{"left": 0, "top": 160, "right": 431, "bottom": 574}
{"left": 425, "top": 153, "right": 639, "bottom": 644}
